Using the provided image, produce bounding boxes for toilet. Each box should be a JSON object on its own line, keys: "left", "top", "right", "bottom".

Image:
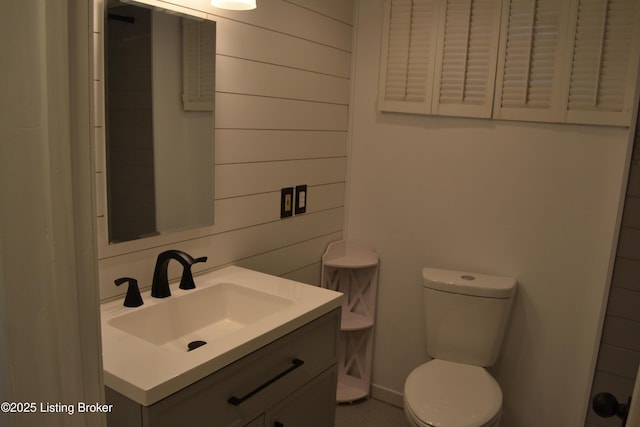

{"left": 404, "top": 268, "right": 517, "bottom": 427}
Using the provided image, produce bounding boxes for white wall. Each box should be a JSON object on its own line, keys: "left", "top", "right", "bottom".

{"left": 96, "top": 0, "right": 354, "bottom": 300}
{"left": 347, "top": 2, "right": 633, "bottom": 426}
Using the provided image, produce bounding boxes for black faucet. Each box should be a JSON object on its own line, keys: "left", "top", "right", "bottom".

{"left": 114, "top": 277, "right": 144, "bottom": 307}
{"left": 151, "top": 250, "right": 208, "bottom": 298}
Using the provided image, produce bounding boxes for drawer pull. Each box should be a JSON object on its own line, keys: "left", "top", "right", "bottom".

{"left": 227, "top": 358, "right": 304, "bottom": 406}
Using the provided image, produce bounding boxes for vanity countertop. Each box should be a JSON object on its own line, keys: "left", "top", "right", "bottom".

{"left": 101, "top": 265, "right": 343, "bottom": 406}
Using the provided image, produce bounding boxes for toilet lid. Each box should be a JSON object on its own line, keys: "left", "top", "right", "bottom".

{"left": 404, "top": 359, "right": 502, "bottom": 427}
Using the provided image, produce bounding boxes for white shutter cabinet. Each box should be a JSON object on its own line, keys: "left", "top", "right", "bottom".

{"left": 493, "top": 0, "right": 573, "bottom": 122}
{"left": 565, "top": 0, "right": 640, "bottom": 126}
{"left": 432, "top": 0, "right": 502, "bottom": 118}
{"left": 378, "top": 0, "right": 502, "bottom": 118}
{"left": 378, "top": 0, "right": 640, "bottom": 126}
{"left": 378, "top": 0, "right": 440, "bottom": 114}
{"left": 493, "top": 0, "right": 640, "bottom": 126}
{"left": 182, "top": 19, "right": 216, "bottom": 112}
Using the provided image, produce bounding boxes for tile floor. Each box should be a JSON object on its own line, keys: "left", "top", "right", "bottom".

{"left": 335, "top": 398, "right": 413, "bottom": 427}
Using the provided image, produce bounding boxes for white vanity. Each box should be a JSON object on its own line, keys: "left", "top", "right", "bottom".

{"left": 101, "top": 266, "right": 343, "bottom": 427}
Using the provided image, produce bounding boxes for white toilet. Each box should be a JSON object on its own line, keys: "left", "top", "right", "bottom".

{"left": 404, "top": 268, "right": 517, "bottom": 427}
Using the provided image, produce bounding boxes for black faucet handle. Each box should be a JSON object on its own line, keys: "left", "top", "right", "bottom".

{"left": 115, "top": 277, "right": 144, "bottom": 307}
{"left": 179, "top": 255, "right": 208, "bottom": 290}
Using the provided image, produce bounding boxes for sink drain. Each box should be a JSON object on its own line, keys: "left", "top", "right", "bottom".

{"left": 187, "top": 340, "right": 207, "bottom": 352}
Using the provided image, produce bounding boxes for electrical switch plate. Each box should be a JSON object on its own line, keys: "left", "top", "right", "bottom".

{"left": 295, "top": 185, "right": 307, "bottom": 215}
{"left": 281, "top": 187, "right": 293, "bottom": 218}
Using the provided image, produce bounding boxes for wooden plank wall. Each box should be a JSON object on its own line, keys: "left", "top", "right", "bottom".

{"left": 95, "top": 0, "right": 354, "bottom": 300}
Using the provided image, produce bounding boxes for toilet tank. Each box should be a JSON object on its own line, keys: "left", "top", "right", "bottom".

{"left": 423, "top": 268, "right": 517, "bottom": 367}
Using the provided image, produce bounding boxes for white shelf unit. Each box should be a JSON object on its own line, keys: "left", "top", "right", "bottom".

{"left": 321, "top": 240, "right": 379, "bottom": 403}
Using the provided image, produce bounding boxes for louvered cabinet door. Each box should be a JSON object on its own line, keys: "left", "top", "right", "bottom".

{"left": 564, "top": 0, "right": 640, "bottom": 126}
{"left": 431, "top": 0, "right": 502, "bottom": 118}
{"left": 378, "top": 0, "right": 440, "bottom": 114}
{"left": 493, "top": 0, "right": 572, "bottom": 122}
{"left": 182, "top": 19, "right": 216, "bottom": 112}
{"left": 378, "top": 0, "right": 640, "bottom": 125}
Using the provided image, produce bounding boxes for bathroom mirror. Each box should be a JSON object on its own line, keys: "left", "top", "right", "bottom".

{"left": 105, "top": 0, "right": 215, "bottom": 244}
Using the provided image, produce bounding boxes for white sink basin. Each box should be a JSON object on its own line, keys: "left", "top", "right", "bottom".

{"left": 108, "top": 283, "right": 294, "bottom": 352}
{"left": 101, "top": 266, "right": 343, "bottom": 406}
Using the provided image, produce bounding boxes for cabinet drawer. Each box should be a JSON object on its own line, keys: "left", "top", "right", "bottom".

{"left": 141, "top": 308, "right": 340, "bottom": 427}
{"left": 266, "top": 366, "right": 338, "bottom": 427}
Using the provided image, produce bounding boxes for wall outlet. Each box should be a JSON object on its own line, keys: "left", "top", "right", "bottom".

{"left": 295, "top": 185, "right": 307, "bottom": 215}
{"left": 280, "top": 187, "right": 294, "bottom": 218}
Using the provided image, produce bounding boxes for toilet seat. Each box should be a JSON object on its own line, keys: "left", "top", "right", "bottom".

{"left": 404, "top": 359, "right": 502, "bottom": 427}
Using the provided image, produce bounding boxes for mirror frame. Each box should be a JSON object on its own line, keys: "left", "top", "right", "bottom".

{"left": 97, "top": 0, "right": 217, "bottom": 259}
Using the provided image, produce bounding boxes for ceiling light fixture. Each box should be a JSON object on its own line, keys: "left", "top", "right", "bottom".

{"left": 210, "top": 0, "right": 256, "bottom": 10}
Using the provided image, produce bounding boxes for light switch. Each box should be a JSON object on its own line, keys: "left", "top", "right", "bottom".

{"left": 295, "top": 185, "right": 307, "bottom": 215}
{"left": 281, "top": 187, "right": 293, "bottom": 218}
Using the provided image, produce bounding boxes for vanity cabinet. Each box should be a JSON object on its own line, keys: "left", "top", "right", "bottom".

{"left": 106, "top": 308, "right": 340, "bottom": 427}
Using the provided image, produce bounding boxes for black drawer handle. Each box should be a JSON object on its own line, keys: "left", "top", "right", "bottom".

{"left": 227, "top": 358, "right": 304, "bottom": 406}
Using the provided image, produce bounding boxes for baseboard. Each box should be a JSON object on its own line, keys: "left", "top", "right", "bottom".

{"left": 370, "top": 383, "right": 404, "bottom": 408}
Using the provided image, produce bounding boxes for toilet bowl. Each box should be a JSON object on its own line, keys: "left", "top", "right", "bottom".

{"left": 404, "top": 359, "right": 502, "bottom": 427}
{"left": 403, "top": 268, "right": 516, "bottom": 427}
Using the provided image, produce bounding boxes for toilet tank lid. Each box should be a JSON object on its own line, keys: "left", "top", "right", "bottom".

{"left": 422, "top": 268, "right": 517, "bottom": 299}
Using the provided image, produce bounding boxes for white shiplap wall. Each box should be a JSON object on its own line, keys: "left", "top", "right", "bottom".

{"left": 94, "top": 0, "right": 354, "bottom": 301}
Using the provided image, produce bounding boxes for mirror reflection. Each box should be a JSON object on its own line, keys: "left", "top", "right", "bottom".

{"left": 105, "top": 0, "right": 215, "bottom": 244}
